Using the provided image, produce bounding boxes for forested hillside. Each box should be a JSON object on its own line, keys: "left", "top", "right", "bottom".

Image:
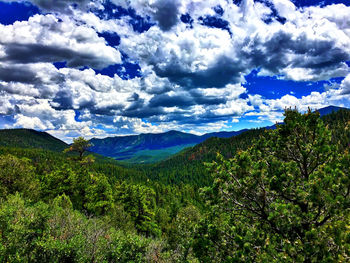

{"left": 89, "top": 129, "right": 246, "bottom": 163}
{"left": 0, "top": 109, "right": 349, "bottom": 262}
{"left": 141, "top": 108, "right": 350, "bottom": 186}
{"left": 0, "top": 129, "right": 68, "bottom": 152}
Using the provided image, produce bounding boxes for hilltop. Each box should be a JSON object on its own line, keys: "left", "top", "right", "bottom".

{"left": 89, "top": 129, "right": 246, "bottom": 163}
{"left": 0, "top": 128, "right": 68, "bottom": 152}
{"left": 141, "top": 107, "right": 350, "bottom": 185}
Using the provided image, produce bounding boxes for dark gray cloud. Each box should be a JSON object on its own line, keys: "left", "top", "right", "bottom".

{"left": 154, "top": 55, "right": 245, "bottom": 89}
{"left": 149, "top": 90, "right": 227, "bottom": 108}
{"left": 152, "top": 0, "right": 181, "bottom": 31}
{"left": 32, "top": 0, "right": 90, "bottom": 11}
{"left": 149, "top": 93, "right": 194, "bottom": 108}
{"left": 190, "top": 90, "right": 227, "bottom": 105}
{"left": 51, "top": 90, "right": 73, "bottom": 110}
{"left": 89, "top": 104, "right": 123, "bottom": 115}
{"left": 126, "top": 97, "right": 145, "bottom": 112}
{"left": 123, "top": 106, "right": 165, "bottom": 118}
{"left": 291, "top": 47, "right": 349, "bottom": 70}
{"left": 1, "top": 43, "right": 113, "bottom": 69}
{"left": 243, "top": 31, "right": 350, "bottom": 77}
{"left": 0, "top": 64, "right": 38, "bottom": 84}
{"left": 128, "top": 92, "right": 140, "bottom": 102}
{"left": 5, "top": 0, "right": 93, "bottom": 13}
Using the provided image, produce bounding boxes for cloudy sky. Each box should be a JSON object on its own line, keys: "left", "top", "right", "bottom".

{"left": 0, "top": 0, "right": 349, "bottom": 142}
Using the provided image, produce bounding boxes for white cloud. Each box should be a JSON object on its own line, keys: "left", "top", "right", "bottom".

{"left": 340, "top": 73, "right": 350, "bottom": 95}
{"left": 0, "top": 14, "right": 121, "bottom": 69}
{"left": 246, "top": 73, "right": 350, "bottom": 124}
{"left": 118, "top": 0, "right": 350, "bottom": 88}
{"left": 1, "top": 0, "right": 350, "bottom": 140}
{"left": 3, "top": 0, "right": 102, "bottom": 13}
{"left": 14, "top": 114, "right": 53, "bottom": 130}
{"left": 271, "top": 0, "right": 296, "bottom": 20}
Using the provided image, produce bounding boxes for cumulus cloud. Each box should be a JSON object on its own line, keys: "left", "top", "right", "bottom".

{"left": 120, "top": 25, "right": 242, "bottom": 88}
{"left": 0, "top": 14, "right": 121, "bottom": 69}
{"left": 152, "top": 0, "right": 182, "bottom": 31}
{"left": 1, "top": 0, "right": 350, "bottom": 140}
{"left": 3, "top": 0, "right": 101, "bottom": 13}
{"left": 246, "top": 73, "right": 350, "bottom": 124}
{"left": 121, "top": 0, "right": 350, "bottom": 88}
{"left": 340, "top": 74, "right": 350, "bottom": 95}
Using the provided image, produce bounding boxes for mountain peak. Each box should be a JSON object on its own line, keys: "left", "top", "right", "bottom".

{"left": 315, "top": 105, "right": 348, "bottom": 116}
{"left": 0, "top": 128, "right": 68, "bottom": 152}
{"left": 164, "top": 130, "right": 185, "bottom": 134}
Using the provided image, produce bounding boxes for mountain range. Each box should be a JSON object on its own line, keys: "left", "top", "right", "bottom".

{"left": 89, "top": 129, "right": 247, "bottom": 163}
{"left": 315, "top": 105, "right": 348, "bottom": 116}
{"left": 89, "top": 105, "right": 347, "bottom": 163}
{"left": 0, "top": 106, "right": 347, "bottom": 164}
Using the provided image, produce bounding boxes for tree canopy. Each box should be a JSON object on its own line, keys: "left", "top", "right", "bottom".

{"left": 0, "top": 109, "right": 349, "bottom": 262}
{"left": 64, "top": 136, "right": 92, "bottom": 159}
{"left": 196, "top": 109, "right": 350, "bottom": 262}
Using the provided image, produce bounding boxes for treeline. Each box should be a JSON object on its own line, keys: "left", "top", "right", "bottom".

{"left": 0, "top": 109, "right": 349, "bottom": 262}
{"left": 0, "top": 146, "right": 202, "bottom": 262}
{"left": 141, "top": 109, "right": 350, "bottom": 187}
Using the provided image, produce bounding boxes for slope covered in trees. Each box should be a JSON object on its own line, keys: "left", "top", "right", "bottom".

{"left": 0, "top": 143, "right": 202, "bottom": 262}
{"left": 0, "top": 128, "right": 68, "bottom": 152}
{"left": 0, "top": 109, "right": 349, "bottom": 262}
{"left": 141, "top": 108, "right": 350, "bottom": 186}
{"left": 195, "top": 109, "right": 350, "bottom": 262}
{"left": 89, "top": 129, "right": 246, "bottom": 163}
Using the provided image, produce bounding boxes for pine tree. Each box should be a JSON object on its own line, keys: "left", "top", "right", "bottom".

{"left": 197, "top": 109, "right": 350, "bottom": 262}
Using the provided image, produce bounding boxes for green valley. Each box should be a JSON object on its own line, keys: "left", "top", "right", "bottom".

{"left": 0, "top": 108, "right": 349, "bottom": 262}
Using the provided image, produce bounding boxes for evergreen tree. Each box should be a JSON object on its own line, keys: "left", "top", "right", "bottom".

{"left": 64, "top": 137, "right": 92, "bottom": 160}
{"left": 197, "top": 109, "right": 350, "bottom": 262}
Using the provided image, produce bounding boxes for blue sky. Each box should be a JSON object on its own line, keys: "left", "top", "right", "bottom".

{"left": 0, "top": 0, "right": 349, "bottom": 142}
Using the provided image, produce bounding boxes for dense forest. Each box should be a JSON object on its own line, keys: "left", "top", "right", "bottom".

{"left": 0, "top": 109, "right": 349, "bottom": 262}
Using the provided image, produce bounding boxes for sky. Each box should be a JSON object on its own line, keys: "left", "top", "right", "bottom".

{"left": 0, "top": 0, "right": 349, "bottom": 142}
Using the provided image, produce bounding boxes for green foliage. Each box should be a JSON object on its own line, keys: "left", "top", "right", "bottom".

{"left": 40, "top": 163, "right": 87, "bottom": 209}
{"left": 114, "top": 183, "right": 161, "bottom": 237}
{"left": 104, "top": 230, "right": 151, "bottom": 262}
{"left": 0, "top": 194, "right": 51, "bottom": 262}
{"left": 85, "top": 173, "right": 114, "bottom": 215}
{"left": 0, "top": 154, "right": 39, "bottom": 200}
{"left": 0, "top": 129, "right": 68, "bottom": 152}
{"left": 197, "top": 109, "right": 350, "bottom": 262}
{"left": 64, "top": 136, "right": 92, "bottom": 160}
{"left": 1, "top": 108, "right": 349, "bottom": 262}
{"left": 168, "top": 205, "right": 202, "bottom": 262}
{"left": 0, "top": 194, "right": 168, "bottom": 263}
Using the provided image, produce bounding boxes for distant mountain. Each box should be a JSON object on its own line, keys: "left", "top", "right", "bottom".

{"left": 1, "top": 106, "right": 347, "bottom": 164}
{"left": 0, "top": 127, "right": 246, "bottom": 163}
{"left": 315, "top": 105, "right": 347, "bottom": 116}
{"left": 202, "top": 129, "right": 248, "bottom": 139}
{"left": 90, "top": 105, "right": 349, "bottom": 163}
{"left": 0, "top": 128, "right": 68, "bottom": 152}
{"left": 145, "top": 107, "right": 350, "bottom": 186}
{"left": 89, "top": 129, "right": 247, "bottom": 163}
